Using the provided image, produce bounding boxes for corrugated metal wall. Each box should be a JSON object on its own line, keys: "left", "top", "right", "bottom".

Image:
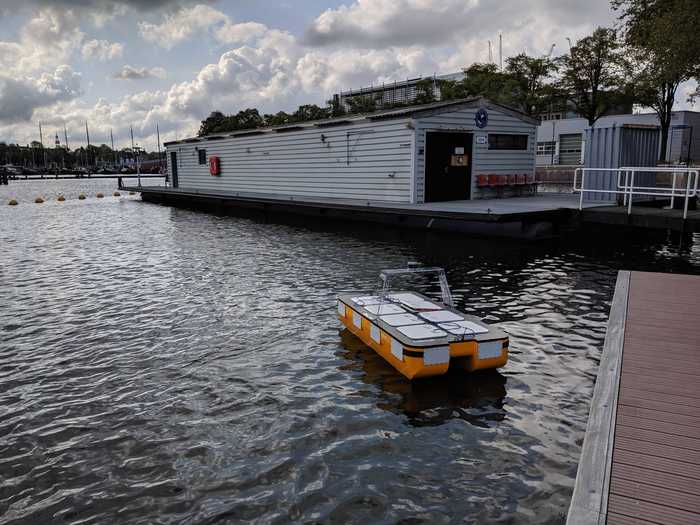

{"left": 165, "top": 105, "right": 537, "bottom": 205}
{"left": 583, "top": 125, "right": 660, "bottom": 201}
{"left": 414, "top": 106, "right": 537, "bottom": 201}
{"left": 166, "top": 119, "right": 414, "bottom": 203}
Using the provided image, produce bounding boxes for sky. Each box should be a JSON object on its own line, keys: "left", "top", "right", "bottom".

{"left": 0, "top": 0, "right": 697, "bottom": 152}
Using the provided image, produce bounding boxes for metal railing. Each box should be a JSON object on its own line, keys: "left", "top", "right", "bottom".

{"left": 574, "top": 167, "right": 699, "bottom": 219}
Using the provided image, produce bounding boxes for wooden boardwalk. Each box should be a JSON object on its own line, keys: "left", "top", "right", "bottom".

{"left": 568, "top": 271, "right": 700, "bottom": 525}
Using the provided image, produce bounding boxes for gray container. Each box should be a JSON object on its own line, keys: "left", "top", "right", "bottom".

{"left": 584, "top": 124, "right": 660, "bottom": 202}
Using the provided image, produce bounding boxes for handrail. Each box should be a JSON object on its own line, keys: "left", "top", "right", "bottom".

{"left": 574, "top": 167, "right": 698, "bottom": 219}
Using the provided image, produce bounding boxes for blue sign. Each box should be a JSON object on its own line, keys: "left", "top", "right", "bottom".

{"left": 475, "top": 108, "right": 488, "bottom": 129}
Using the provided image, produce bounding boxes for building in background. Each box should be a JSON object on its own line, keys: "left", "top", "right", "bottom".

{"left": 334, "top": 72, "right": 466, "bottom": 113}
{"left": 537, "top": 111, "right": 700, "bottom": 166}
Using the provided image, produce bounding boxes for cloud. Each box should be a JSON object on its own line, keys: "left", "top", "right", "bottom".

{"left": 138, "top": 4, "right": 229, "bottom": 49}
{"left": 113, "top": 65, "right": 167, "bottom": 80}
{"left": 3, "top": 0, "right": 208, "bottom": 12}
{"left": 82, "top": 39, "right": 124, "bottom": 61}
{"left": 0, "top": 7, "right": 84, "bottom": 75}
{"left": 0, "top": 65, "right": 82, "bottom": 123}
{"left": 304, "top": 0, "right": 613, "bottom": 49}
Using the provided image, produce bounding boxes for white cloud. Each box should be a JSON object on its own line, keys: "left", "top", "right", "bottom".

{"left": 82, "top": 39, "right": 124, "bottom": 61}
{"left": 304, "top": 0, "right": 612, "bottom": 49}
{"left": 137, "top": 4, "right": 229, "bottom": 49}
{"left": 0, "top": 65, "right": 82, "bottom": 123}
{"left": 0, "top": 7, "right": 84, "bottom": 75}
{"left": 113, "top": 65, "right": 167, "bottom": 80}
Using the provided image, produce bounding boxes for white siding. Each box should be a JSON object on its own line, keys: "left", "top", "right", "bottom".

{"left": 414, "top": 106, "right": 537, "bottom": 201}
{"left": 165, "top": 119, "right": 414, "bottom": 203}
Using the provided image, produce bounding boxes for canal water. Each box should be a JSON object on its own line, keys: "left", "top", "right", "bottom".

{"left": 1, "top": 180, "right": 699, "bottom": 524}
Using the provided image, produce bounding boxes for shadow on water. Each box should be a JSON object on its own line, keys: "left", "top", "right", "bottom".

{"left": 338, "top": 328, "right": 507, "bottom": 428}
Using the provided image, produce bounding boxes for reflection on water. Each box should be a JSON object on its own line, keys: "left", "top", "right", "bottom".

{"left": 339, "top": 328, "right": 507, "bottom": 428}
{"left": 1, "top": 179, "right": 699, "bottom": 524}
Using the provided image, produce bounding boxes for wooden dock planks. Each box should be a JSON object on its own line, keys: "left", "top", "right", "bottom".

{"left": 568, "top": 271, "right": 700, "bottom": 525}
{"left": 607, "top": 271, "right": 700, "bottom": 525}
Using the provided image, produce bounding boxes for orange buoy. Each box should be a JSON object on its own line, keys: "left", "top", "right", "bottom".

{"left": 96, "top": 192, "right": 104, "bottom": 198}
{"left": 57, "top": 195, "right": 66, "bottom": 202}
{"left": 113, "top": 191, "right": 121, "bottom": 197}
{"left": 35, "top": 197, "right": 44, "bottom": 204}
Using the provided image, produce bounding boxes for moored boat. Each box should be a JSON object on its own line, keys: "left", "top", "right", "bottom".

{"left": 338, "top": 265, "right": 509, "bottom": 379}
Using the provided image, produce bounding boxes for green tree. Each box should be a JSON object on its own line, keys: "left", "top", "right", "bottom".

{"left": 327, "top": 96, "right": 346, "bottom": 118}
{"left": 264, "top": 111, "right": 293, "bottom": 126}
{"left": 292, "top": 104, "right": 330, "bottom": 122}
{"left": 557, "top": 27, "right": 631, "bottom": 127}
{"left": 613, "top": 0, "right": 700, "bottom": 161}
{"left": 414, "top": 78, "right": 437, "bottom": 105}
{"left": 505, "top": 54, "right": 559, "bottom": 117}
{"left": 460, "top": 63, "right": 515, "bottom": 104}
{"left": 345, "top": 95, "right": 378, "bottom": 114}
{"left": 198, "top": 111, "right": 227, "bottom": 136}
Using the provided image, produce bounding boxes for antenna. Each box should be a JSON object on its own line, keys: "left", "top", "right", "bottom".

{"left": 488, "top": 40, "right": 493, "bottom": 63}
{"left": 63, "top": 123, "right": 69, "bottom": 150}
{"left": 499, "top": 33, "right": 503, "bottom": 71}
{"left": 566, "top": 37, "right": 573, "bottom": 52}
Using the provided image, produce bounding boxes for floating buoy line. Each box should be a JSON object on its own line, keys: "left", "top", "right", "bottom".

{"left": 7, "top": 191, "right": 137, "bottom": 205}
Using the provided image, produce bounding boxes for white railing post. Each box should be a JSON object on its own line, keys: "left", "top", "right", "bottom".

{"left": 627, "top": 170, "right": 635, "bottom": 215}
{"left": 683, "top": 170, "right": 692, "bottom": 220}
{"left": 670, "top": 171, "right": 677, "bottom": 209}
{"left": 578, "top": 168, "right": 585, "bottom": 210}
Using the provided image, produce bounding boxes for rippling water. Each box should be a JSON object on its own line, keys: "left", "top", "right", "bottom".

{"left": 1, "top": 180, "right": 699, "bottom": 524}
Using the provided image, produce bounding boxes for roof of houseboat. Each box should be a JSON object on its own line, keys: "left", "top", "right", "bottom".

{"left": 164, "top": 97, "right": 539, "bottom": 146}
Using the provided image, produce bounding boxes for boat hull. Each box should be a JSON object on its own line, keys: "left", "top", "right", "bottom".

{"left": 338, "top": 301, "right": 508, "bottom": 380}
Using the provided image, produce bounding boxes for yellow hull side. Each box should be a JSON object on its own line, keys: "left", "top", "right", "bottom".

{"left": 338, "top": 304, "right": 507, "bottom": 380}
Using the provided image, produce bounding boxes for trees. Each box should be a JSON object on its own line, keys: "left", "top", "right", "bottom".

{"left": 345, "top": 95, "right": 378, "bottom": 114}
{"left": 505, "top": 54, "right": 559, "bottom": 117}
{"left": 557, "top": 27, "right": 631, "bottom": 127}
{"left": 198, "top": 111, "right": 228, "bottom": 136}
{"left": 613, "top": 0, "right": 700, "bottom": 161}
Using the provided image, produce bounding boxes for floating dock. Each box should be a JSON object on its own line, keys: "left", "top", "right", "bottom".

{"left": 124, "top": 185, "right": 700, "bottom": 238}
{"left": 568, "top": 271, "right": 700, "bottom": 525}
{"left": 127, "top": 187, "right": 602, "bottom": 239}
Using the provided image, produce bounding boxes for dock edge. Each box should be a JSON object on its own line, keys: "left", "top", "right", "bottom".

{"left": 566, "top": 270, "right": 630, "bottom": 525}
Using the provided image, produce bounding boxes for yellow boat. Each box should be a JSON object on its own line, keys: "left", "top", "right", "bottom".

{"left": 338, "top": 266, "right": 509, "bottom": 380}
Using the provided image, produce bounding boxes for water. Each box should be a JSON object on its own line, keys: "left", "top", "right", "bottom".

{"left": 1, "top": 180, "right": 699, "bottom": 524}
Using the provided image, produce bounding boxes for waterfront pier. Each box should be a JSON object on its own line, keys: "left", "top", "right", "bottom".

{"left": 568, "top": 271, "right": 700, "bottom": 525}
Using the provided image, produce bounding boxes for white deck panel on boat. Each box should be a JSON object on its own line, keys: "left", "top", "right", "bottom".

{"left": 388, "top": 293, "right": 442, "bottom": 311}
{"left": 438, "top": 320, "right": 490, "bottom": 335}
{"left": 363, "top": 303, "right": 405, "bottom": 315}
{"left": 379, "top": 313, "right": 424, "bottom": 327}
{"left": 397, "top": 324, "right": 448, "bottom": 340}
{"left": 351, "top": 296, "right": 382, "bottom": 306}
{"left": 419, "top": 310, "right": 463, "bottom": 323}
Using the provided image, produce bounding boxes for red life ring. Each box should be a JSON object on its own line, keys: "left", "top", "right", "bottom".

{"left": 209, "top": 156, "right": 221, "bottom": 176}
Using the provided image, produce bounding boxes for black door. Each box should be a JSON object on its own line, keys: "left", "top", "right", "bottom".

{"left": 424, "top": 132, "right": 473, "bottom": 202}
{"left": 170, "top": 152, "right": 179, "bottom": 188}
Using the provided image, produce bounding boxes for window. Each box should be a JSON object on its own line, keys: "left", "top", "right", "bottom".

{"left": 541, "top": 113, "right": 562, "bottom": 121}
{"left": 198, "top": 149, "right": 207, "bottom": 165}
{"left": 536, "top": 141, "right": 556, "bottom": 156}
{"left": 488, "top": 134, "right": 528, "bottom": 150}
